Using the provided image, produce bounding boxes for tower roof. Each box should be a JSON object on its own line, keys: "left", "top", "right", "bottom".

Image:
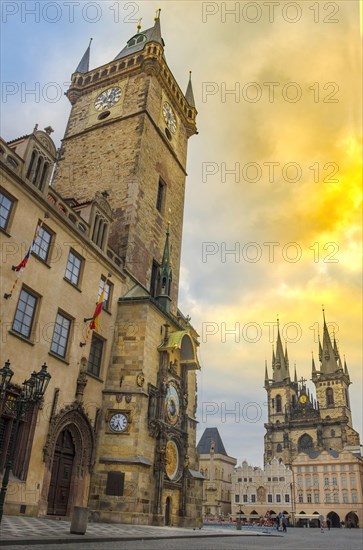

{"left": 185, "top": 71, "right": 196, "bottom": 108}
{"left": 197, "top": 427, "right": 228, "bottom": 456}
{"left": 114, "top": 11, "right": 164, "bottom": 61}
{"left": 320, "top": 310, "right": 342, "bottom": 374}
{"left": 272, "top": 321, "right": 290, "bottom": 382}
{"left": 75, "top": 38, "right": 92, "bottom": 73}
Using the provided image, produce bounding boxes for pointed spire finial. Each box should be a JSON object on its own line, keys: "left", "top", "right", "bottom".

{"left": 75, "top": 38, "right": 92, "bottom": 73}
{"left": 185, "top": 70, "right": 196, "bottom": 109}
{"left": 155, "top": 8, "right": 161, "bottom": 21}
{"left": 137, "top": 17, "right": 142, "bottom": 32}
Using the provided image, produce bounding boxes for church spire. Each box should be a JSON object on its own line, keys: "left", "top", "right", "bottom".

{"left": 156, "top": 223, "right": 172, "bottom": 313}
{"left": 320, "top": 309, "right": 341, "bottom": 374}
{"left": 264, "top": 361, "right": 269, "bottom": 388}
{"left": 272, "top": 319, "right": 290, "bottom": 382}
{"left": 294, "top": 362, "right": 298, "bottom": 383}
{"left": 185, "top": 71, "right": 196, "bottom": 108}
{"left": 75, "top": 38, "right": 92, "bottom": 73}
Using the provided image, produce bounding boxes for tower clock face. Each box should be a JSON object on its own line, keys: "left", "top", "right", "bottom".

{"left": 165, "top": 440, "right": 179, "bottom": 480}
{"left": 164, "top": 383, "right": 180, "bottom": 425}
{"left": 94, "top": 87, "right": 122, "bottom": 111}
{"left": 109, "top": 412, "right": 128, "bottom": 432}
{"left": 162, "top": 102, "right": 177, "bottom": 134}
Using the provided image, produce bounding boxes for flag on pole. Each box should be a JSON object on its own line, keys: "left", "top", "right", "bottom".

{"left": 4, "top": 214, "right": 48, "bottom": 299}
{"left": 81, "top": 273, "right": 112, "bottom": 346}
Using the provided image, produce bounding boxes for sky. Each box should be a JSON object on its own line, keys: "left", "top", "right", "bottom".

{"left": 1, "top": 1, "right": 362, "bottom": 466}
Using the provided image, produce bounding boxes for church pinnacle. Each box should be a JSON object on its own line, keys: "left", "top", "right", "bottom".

{"left": 320, "top": 309, "right": 342, "bottom": 374}
{"left": 272, "top": 320, "right": 290, "bottom": 382}
{"left": 75, "top": 38, "right": 92, "bottom": 73}
{"left": 156, "top": 223, "right": 173, "bottom": 313}
{"left": 185, "top": 71, "right": 196, "bottom": 109}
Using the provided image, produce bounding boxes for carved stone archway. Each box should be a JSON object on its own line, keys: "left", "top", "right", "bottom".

{"left": 39, "top": 402, "right": 95, "bottom": 516}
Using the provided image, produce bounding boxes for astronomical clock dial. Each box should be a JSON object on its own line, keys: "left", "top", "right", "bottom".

{"left": 299, "top": 394, "right": 307, "bottom": 405}
{"left": 94, "top": 87, "right": 122, "bottom": 111}
{"left": 109, "top": 412, "right": 128, "bottom": 432}
{"left": 162, "top": 101, "right": 177, "bottom": 134}
{"left": 164, "top": 383, "right": 180, "bottom": 425}
{"left": 165, "top": 440, "right": 179, "bottom": 480}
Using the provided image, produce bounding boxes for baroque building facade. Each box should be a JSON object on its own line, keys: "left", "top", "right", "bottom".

{"left": 0, "top": 14, "right": 203, "bottom": 526}
{"left": 197, "top": 428, "right": 236, "bottom": 518}
{"left": 231, "top": 458, "right": 293, "bottom": 522}
{"left": 292, "top": 449, "right": 362, "bottom": 528}
{"left": 264, "top": 315, "right": 360, "bottom": 466}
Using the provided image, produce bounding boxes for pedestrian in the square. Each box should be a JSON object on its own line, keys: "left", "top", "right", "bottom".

{"left": 282, "top": 516, "right": 287, "bottom": 533}
{"left": 327, "top": 517, "right": 331, "bottom": 531}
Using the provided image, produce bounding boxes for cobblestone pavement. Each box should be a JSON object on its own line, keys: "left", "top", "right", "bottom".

{"left": 0, "top": 515, "right": 272, "bottom": 546}
{"left": 1, "top": 527, "right": 363, "bottom": 550}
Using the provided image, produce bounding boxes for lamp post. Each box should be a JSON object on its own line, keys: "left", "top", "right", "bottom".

{"left": 0, "top": 361, "right": 51, "bottom": 524}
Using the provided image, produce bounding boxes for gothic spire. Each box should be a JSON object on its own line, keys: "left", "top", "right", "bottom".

{"left": 320, "top": 309, "right": 341, "bottom": 374}
{"left": 75, "top": 38, "right": 92, "bottom": 73}
{"left": 294, "top": 363, "right": 298, "bottom": 383}
{"left": 272, "top": 320, "right": 290, "bottom": 382}
{"left": 185, "top": 71, "right": 196, "bottom": 108}
{"left": 264, "top": 361, "right": 269, "bottom": 388}
{"left": 312, "top": 352, "right": 316, "bottom": 374}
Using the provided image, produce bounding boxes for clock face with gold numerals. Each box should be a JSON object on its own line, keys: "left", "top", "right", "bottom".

{"left": 164, "top": 383, "right": 180, "bottom": 425}
{"left": 299, "top": 394, "right": 307, "bottom": 405}
{"left": 94, "top": 87, "right": 122, "bottom": 111}
{"left": 162, "top": 101, "right": 177, "bottom": 134}
{"left": 165, "top": 440, "right": 179, "bottom": 480}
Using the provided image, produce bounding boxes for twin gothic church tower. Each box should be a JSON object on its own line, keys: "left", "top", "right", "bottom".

{"left": 264, "top": 314, "right": 360, "bottom": 466}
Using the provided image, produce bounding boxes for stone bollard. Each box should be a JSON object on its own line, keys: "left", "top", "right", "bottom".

{"left": 70, "top": 506, "right": 89, "bottom": 535}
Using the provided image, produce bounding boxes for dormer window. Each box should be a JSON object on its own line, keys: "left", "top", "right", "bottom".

{"left": 127, "top": 34, "right": 146, "bottom": 48}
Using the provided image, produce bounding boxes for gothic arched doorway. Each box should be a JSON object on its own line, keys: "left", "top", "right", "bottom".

{"left": 165, "top": 497, "right": 172, "bottom": 526}
{"left": 47, "top": 429, "right": 75, "bottom": 515}
{"left": 345, "top": 511, "right": 359, "bottom": 528}
{"left": 327, "top": 511, "right": 340, "bottom": 528}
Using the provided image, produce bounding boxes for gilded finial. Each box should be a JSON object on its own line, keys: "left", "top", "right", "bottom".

{"left": 89, "top": 37, "right": 93, "bottom": 46}
{"left": 155, "top": 8, "right": 161, "bottom": 21}
{"left": 137, "top": 17, "right": 142, "bottom": 32}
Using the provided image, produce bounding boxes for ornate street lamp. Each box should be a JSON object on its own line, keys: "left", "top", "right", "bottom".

{"left": 0, "top": 361, "right": 51, "bottom": 523}
{"left": 0, "top": 360, "right": 13, "bottom": 396}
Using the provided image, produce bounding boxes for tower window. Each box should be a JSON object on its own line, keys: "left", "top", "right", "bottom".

{"left": 326, "top": 387, "right": 334, "bottom": 407}
{"left": 150, "top": 260, "right": 160, "bottom": 297}
{"left": 156, "top": 178, "right": 165, "bottom": 212}
{"left": 276, "top": 394, "right": 282, "bottom": 413}
{"left": 276, "top": 443, "right": 282, "bottom": 453}
{"left": 298, "top": 434, "right": 314, "bottom": 453}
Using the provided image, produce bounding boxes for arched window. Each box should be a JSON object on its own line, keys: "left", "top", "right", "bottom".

{"left": 326, "top": 387, "right": 334, "bottom": 407}
{"left": 298, "top": 434, "right": 314, "bottom": 453}
{"left": 276, "top": 443, "right": 282, "bottom": 453}
{"left": 276, "top": 394, "right": 282, "bottom": 413}
{"left": 26, "top": 150, "right": 37, "bottom": 179}
{"left": 292, "top": 394, "right": 297, "bottom": 407}
{"left": 39, "top": 162, "right": 49, "bottom": 190}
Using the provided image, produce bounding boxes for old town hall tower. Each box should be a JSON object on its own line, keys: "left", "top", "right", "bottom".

{"left": 264, "top": 314, "right": 360, "bottom": 466}
{"left": 50, "top": 13, "right": 202, "bottom": 526}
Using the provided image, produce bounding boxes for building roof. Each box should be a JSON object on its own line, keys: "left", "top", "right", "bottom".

{"left": 197, "top": 427, "right": 228, "bottom": 456}
{"left": 308, "top": 449, "right": 339, "bottom": 459}
{"left": 114, "top": 15, "right": 164, "bottom": 61}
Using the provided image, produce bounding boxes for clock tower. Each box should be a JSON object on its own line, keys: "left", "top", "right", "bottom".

{"left": 54, "top": 12, "right": 197, "bottom": 312}
{"left": 52, "top": 13, "right": 202, "bottom": 527}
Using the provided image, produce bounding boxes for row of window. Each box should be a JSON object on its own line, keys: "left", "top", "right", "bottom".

{"left": 296, "top": 463, "right": 355, "bottom": 473}
{"left": 235, "top": 494, "right": 290, "bottom": 504}
{"left": 11, "top": 286, "right": 105, "bottom": 377}
{"left": 297, "top": 475, "right": 356, "bottom": 488}
{"left": 297, "top": 491, "right": 358, "bottom": 504}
